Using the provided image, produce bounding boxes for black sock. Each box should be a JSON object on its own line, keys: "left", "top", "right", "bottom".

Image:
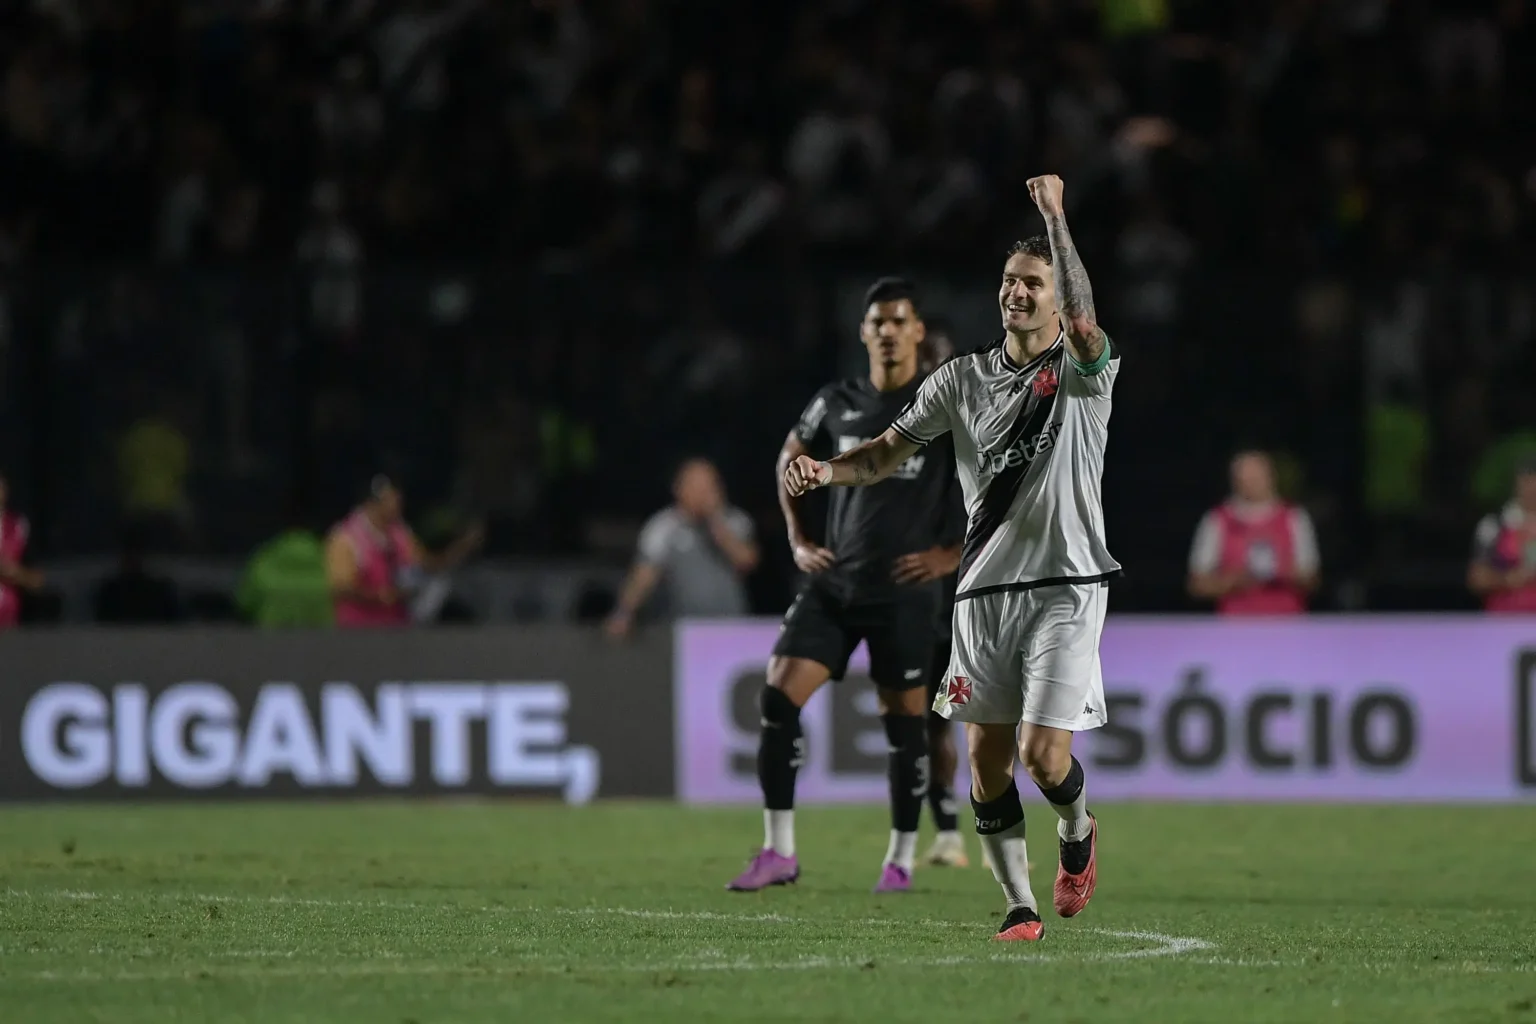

{"left": 926, "top": 713, "right": 959, "bottom": 831}
{"left": 1039, "top": 757, "right": 1092, "bottom": 874}
{"left": 882, "top": 713, "right": 928, "bottom": 833}
{"left": 1037, "top": 756, "right": 1085, "bottom": 807}
{"left": 757, "top": 687, "right": 803, "bottom": 811}
{"left": 971, "top": 780, "right": 1025, "bottom": 836}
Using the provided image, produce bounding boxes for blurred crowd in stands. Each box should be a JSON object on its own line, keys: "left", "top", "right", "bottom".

{"left": 1, "top": 0, "right": 1534, "bottom": 619}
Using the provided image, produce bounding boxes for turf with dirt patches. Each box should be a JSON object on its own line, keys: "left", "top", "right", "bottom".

{"left": 1, "top": 802, "right": 1534, "bottom": 1023}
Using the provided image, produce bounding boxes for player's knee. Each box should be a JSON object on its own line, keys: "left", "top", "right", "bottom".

{"left": 876, "top": 685, "right": 928, "bottom": 717}
{"left": 759, "top": 684, "right": 803, "bottom": 734}
{"left": 765, "top": 657, "right": 823, "bottom": 707}
{"left": 966, "top": 725, "right": 1016, "bottom": 801}
{"left": 1019, "top": 730, "right": 1072, "bottom": 787}
{"left": 880, "top": 710, "right": 928, "bottom": 751}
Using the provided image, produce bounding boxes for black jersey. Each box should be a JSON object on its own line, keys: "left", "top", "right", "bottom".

{"left": 792, "top": 375, "right": 965, "bottom": 603}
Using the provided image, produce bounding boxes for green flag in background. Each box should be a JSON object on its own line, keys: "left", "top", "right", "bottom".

{"left": 1473, "top": 430, "right": 1536, "bottom": 511}
{"left": 1364, "top": 402, "right": 1428, "bottom": 517}
{"left": 238, "top": 530, "right": 334, "bottom": 628}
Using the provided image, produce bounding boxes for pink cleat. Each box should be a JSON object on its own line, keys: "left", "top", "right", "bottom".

{"left": 872, "top": 864, "right": 912, "bottom": 893}
{"left": 726, "top": 849, "right": 800, "bottom": 891}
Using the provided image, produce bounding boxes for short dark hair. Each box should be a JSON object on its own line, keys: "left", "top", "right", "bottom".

{"left": 863, "top": 276, "right": 921, "bottom": 315}
{"left": 1006, "top": 236, "right": 1052, "bottom": 265}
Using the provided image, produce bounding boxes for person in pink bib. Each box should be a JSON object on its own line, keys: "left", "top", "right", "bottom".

{"left": 0, "top": 472, "right": 45, "bottom": 629}
{"left": 1468, "top": 457, "right": 1536, "bottom": 613}
{"left": 325, "top": 475, "right": 482, "bottom": 628}
{"left": 1187, "top": 451, "right": 1320, "bottom": 616}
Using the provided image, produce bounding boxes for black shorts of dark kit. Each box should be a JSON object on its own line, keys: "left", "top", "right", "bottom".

{"left": 771, "top": 584, "right": 939, "bottom": 691}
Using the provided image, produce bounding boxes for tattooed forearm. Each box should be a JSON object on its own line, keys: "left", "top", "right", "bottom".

{"left": 1043, "top": 212, "right": 1106, "bottom": 362}
{"left": 825, "top": 430, "right": 921, "bottom": 487}
{"left": 849, "top": 449, "right": 881, "bottom": 484}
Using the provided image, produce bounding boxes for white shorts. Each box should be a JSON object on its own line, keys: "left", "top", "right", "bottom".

{"left": 932, "top": 582, "right": 1109, "bottom": 731}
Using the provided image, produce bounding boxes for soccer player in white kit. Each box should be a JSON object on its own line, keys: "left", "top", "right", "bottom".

{"left": 785, "top": 174, "right": 1118, "bottom": 942}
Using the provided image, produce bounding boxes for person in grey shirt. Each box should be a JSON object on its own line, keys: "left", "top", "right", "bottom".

{"left": 605, "top": 458, "right": 759, "bottom": 637}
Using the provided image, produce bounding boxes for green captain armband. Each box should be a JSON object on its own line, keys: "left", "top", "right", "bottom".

{"left": 1068, "top": 336, "right": 1115, "bottom": 376}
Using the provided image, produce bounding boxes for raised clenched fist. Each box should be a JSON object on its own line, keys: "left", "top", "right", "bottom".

{"left": 1027, "top": 174, "right": 1065, "bottom": 217}
{"left": 785, "top": 455, "right": 832, "bottom": 497}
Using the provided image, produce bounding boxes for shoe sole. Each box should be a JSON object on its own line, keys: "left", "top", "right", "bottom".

{"left": 993, "top": 922, "right": 1045, "bottom": 942}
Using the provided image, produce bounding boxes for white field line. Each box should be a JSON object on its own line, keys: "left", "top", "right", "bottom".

{"left": 0, "top": 887, "right": 1219, "bottom": 980}
{"left": 9, "top": 888, "right": 1531, "bottom": 980}
{"left": 1, "top": 937, "right": 1209, "bottom": 984}
{"left": 0, "top": 889, "right": 1098, "bottom": 931}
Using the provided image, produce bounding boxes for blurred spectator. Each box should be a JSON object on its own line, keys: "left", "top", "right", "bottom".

{"left": 1468, "top": 458, "right": 1536, "bottom": 613}
{"left": 325, "top": 475, "right": 482, "bottom": 628}
{"left": 238, "top": 516, "right": 333, "bottom": 628}
{"left": 1188, "top": 451, "right": 1321, "bottom": 615}
{"left": 0, "top": 0, "right": 1532, "bottom": 611}
{"left": 0, "top": 472, "right": 45, "bottom": 628}
{"left": 605, "top": 458, "right": 758, "bottom": 638}
{"left": 296, "top": 181, "right": 364, "bottom": 347}
{"left": 115, "top": 396, "right": 193, "bottom": 550}
{"left": 93, "top": 529, "right": 180, "bottom": 625}
{"left": 1364, "top": 382, "right": 1429, "bottom": 521}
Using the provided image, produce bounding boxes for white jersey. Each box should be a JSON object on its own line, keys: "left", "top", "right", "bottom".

{"left": 892, "top": 334, "right": 1120, "bottom": 598}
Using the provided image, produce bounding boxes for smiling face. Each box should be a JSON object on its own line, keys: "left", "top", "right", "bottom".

{"left": 999, "top": 252, "right": 1057, "bottom": 337}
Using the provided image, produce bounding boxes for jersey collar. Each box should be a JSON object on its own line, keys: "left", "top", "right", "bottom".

{"left": 1000, "top": 331, "right": 1065, "bottom": 375}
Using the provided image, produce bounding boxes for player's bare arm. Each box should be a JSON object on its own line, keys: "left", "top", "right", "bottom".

{"left": 776, "top": 432, "right": 836, "bottom": 572}
{"left": 1028, "top": 174, "right": 1107, "bottom": 365}
{"left": 784, "top": 428, "right": 920, "bottom": 497}
{"left": 0, "top": 557, "right": 42, "bottom": 590}
{"left": 1469, "top": 559, "right": 1533, "bottom": 595}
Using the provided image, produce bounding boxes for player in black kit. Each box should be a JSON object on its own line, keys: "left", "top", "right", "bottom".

{"left": 914, "top": 322, "right": 972, "bottom": 870}
{"left": 727, "top": 278, "right": 964, "bottom": 894}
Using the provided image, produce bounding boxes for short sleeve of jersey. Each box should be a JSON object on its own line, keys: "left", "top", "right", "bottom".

{"left": 1472, "top": 515, "right": 1500, "bottom": 561}
{"left": 1068, "top": 335, "right": 1120, "bottom": 398}
{"left": 1188, "top": 511, "right": 1222, "bottom": 575}
{"left": 637, "top": 510, "right": 678, "bottom": 565}
{"left": 1291, "top": 508, "right": 1321, "bottom": 575}
{"left": 891, "top": 365, "right": 954, "bottom": 446}
{"left": 792, "top": 388, "right": 832, "bottom": 447}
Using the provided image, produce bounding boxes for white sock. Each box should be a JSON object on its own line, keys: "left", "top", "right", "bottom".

{"left": 764, "top": 809, "right": 795, "bottom": 857}
{"left": 978, "top": 821, "right": 1037, "bottom": 911}
{"left": 1048, "top": 784, "right": 1092, "bottom": 842}
{"left": 884, "top": 830, "right": 917, "bottom": 872}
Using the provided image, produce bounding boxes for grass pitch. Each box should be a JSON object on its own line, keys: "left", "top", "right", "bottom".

{"left": 2, "top": 802, "right": 1534, "bottom": 1023}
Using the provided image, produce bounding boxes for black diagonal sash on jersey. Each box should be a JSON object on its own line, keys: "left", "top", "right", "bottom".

{"left": 958, "top": 346, "right": 1064, "bottom": 584}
